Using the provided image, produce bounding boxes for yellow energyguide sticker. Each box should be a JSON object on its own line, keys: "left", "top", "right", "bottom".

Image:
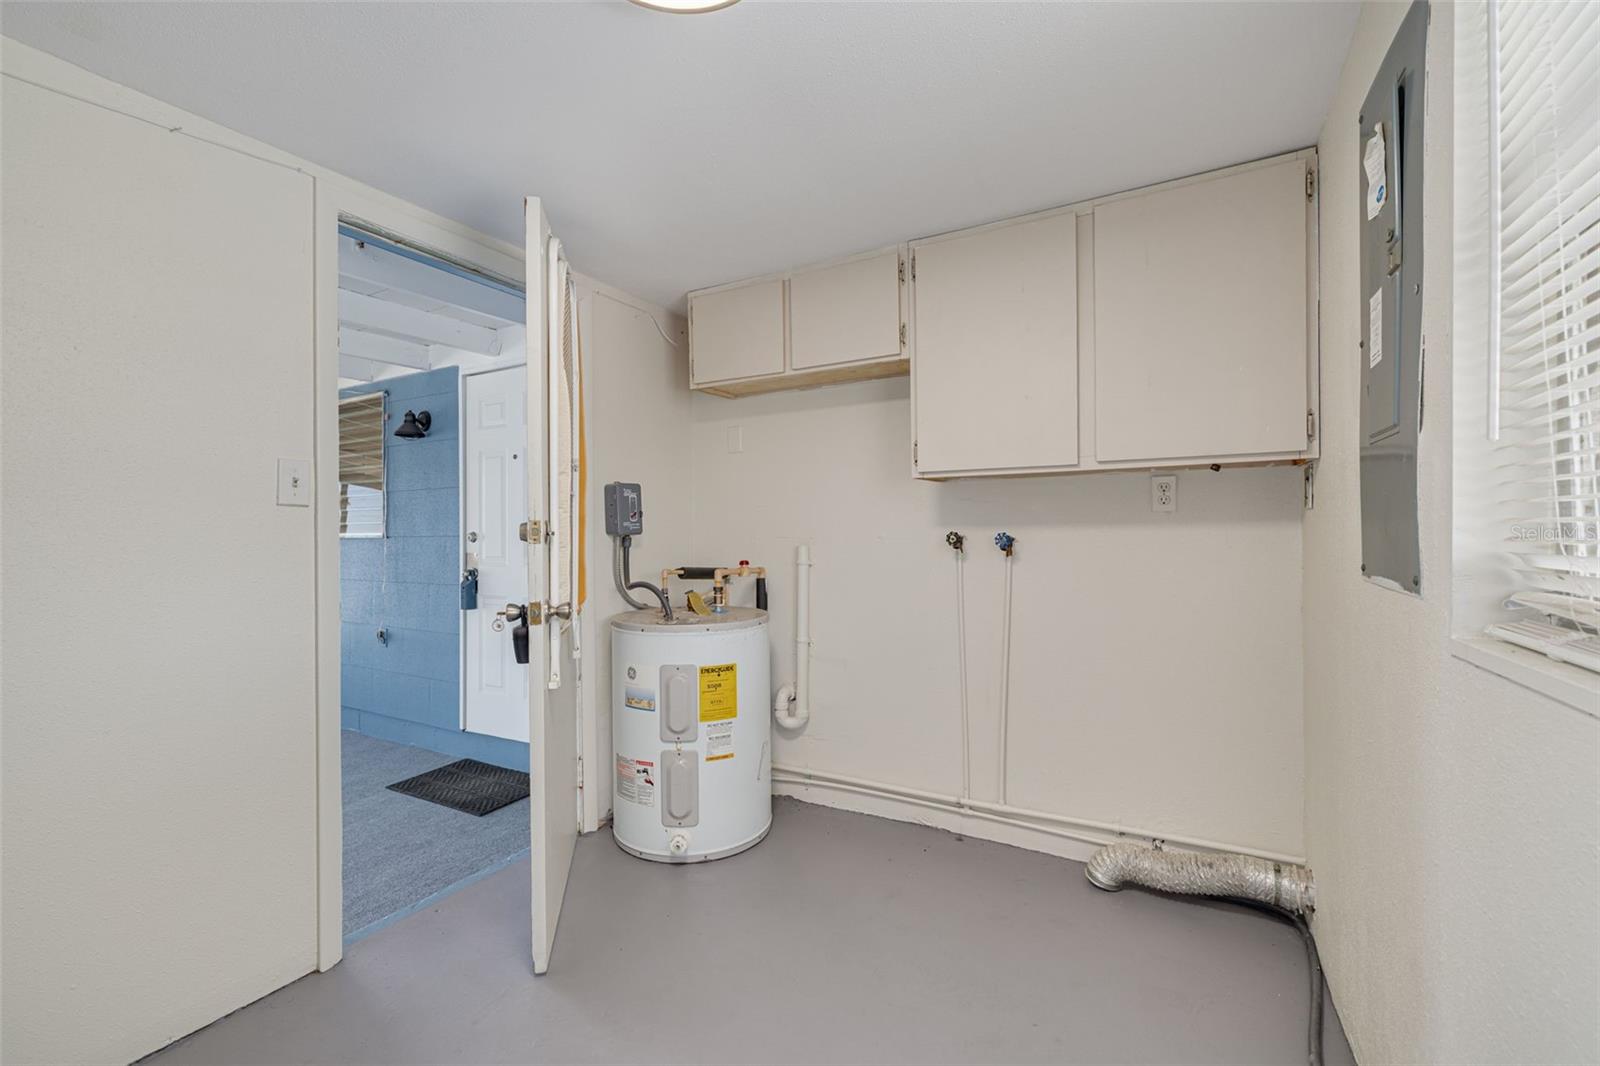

{"left": 698, "top": 663, "right": 737, "bottom": 721}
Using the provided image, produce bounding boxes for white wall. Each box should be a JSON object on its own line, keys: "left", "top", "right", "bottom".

{"left": 687, "top": 379, "right": 1309, "bottom": 860}
{"left": 1, "top": 67, "right": 317, "bottom": 1065}
{"left": 1304, "top": 4, "right": 1600, "bottom": 1063}
{"left": 576, "top": 281, "right": 694, "bottom": 831}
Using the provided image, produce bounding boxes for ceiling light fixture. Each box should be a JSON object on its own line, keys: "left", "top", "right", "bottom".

{"left": 627, "top": 0, "right": 741, "bottom": 12}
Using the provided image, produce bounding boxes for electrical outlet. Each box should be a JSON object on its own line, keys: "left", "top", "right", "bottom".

{"left": 1151, "top": 474, "right": 1177, "bottom": 513}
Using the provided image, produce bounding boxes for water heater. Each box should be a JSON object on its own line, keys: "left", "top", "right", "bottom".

{"left": 610, "top": 607, "right": 772, "bottom": 862}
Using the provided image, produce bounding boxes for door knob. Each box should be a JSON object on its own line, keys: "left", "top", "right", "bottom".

{"left": 467, "top": 531, "right": 478, "bottom": 543}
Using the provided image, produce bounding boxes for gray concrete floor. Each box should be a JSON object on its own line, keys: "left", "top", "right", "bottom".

{"left": 149, "top": 798, "right": 1353, "bottom": 1065}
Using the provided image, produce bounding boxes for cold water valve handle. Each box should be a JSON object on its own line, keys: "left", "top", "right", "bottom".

{"left": 994, "top": 531, "right": 1016, "bottom": 556}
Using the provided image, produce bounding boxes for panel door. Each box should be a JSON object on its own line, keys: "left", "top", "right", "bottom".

{"left": 462, "top": 365, "right": 530, "bottom": 742}
{"left": 789, "top": 249, "right": 903, "bottom": 370}
{"left": 911, "top": 212, "right": 1080, "bottom": 475}
{"left": 1093, "top": 157, "right": 1310, "bottom": 462}
{"left": 523, "top": 197, "right": 580, "bottom": 976}
{"left": 689, "top": 278, "right": 786, "bottom": 385}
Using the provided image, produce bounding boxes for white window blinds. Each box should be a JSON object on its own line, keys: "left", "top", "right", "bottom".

{"left": 1486, "top": 0, "right": 1600, "bottom": 672}
{"left": 339, "top": 392, "right": 386, "bottom": 537}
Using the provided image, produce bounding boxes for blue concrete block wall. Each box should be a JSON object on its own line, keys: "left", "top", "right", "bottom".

{"left": 339, "top": 367, "right": 528, "bottom": 771}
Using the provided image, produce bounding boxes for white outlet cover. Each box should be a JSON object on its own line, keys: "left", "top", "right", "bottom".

{"left": 277, "top": 458, "right": 312, "bottom": 506}
{"left": 1151, "top": 474, "right": 1177, "bottom": 513}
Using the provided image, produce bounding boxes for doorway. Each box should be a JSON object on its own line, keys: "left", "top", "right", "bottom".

{"left": 332, "top": 222, "right": 533, "bottom": 942}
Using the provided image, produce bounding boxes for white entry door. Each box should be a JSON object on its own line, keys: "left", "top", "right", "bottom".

{"left": 522, "top": 197, "right": 580, "bottom": 976}
{"left": 462, "top": 365, "right": 529, "bottom": 742}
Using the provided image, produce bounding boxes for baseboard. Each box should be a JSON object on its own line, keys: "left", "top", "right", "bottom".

{"left": 773, "top": 780, "right": 1103, "bottom": 864}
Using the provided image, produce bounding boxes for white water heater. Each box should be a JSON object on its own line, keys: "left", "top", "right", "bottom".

{"left": 610, "top": 607, "right": 772, "bottom": 862}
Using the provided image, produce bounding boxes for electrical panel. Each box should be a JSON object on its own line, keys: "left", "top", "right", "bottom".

{"left": 604, "top": 481, "right": 643, "bottom": 537}
{"left": 1359, "top": 0, "right": 1428, "bottom": 594}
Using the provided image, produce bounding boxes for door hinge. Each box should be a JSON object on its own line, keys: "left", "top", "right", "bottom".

{"left": 898, "top": 258, "right": 905, "bottom": 284}
{"left": 899, "top": 322, "right": 907, "bottom": 347}
{"left": 1307, "top": 408, "right": 1316, "bottom": 440}
{"left": 1306, "top": 169, "right": 1316, "bottom": 201}
{"left": 519, "top": 519, "right": 544, "bottom": 543}
{"left": 911, "top": 254, "right": 916, "bottom": 282}
{"left": 913, "top": 440, "right": 919, "bottom": 466}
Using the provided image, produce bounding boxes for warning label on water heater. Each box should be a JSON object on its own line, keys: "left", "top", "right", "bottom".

{"left": 706, "top": 720, "right": 735, "bottom": 762}
{"left": 699, "top": 663, "right": 737, "bottom": 721}
{"left": 616, "top": 756, "right": 655, "bottom": 807}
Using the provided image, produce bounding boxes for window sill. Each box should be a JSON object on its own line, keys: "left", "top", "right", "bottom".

{"left": 1451, "top": 637, "right": 1600, "bottom": 718}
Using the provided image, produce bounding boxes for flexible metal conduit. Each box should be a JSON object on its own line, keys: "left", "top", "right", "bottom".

{"left": 1084, "top": 842, "right": 1315, "bottom": 915}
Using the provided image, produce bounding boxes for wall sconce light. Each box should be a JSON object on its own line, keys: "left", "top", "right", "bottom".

{"left": 394, "top": 410, "right": 431, "bottom": 440}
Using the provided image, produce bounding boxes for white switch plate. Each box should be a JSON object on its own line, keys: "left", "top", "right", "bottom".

{"left": 277, "top": 458, "right": 312, "bottom": 506}
{"left": 1151, "top": 474, "right": 1177, "bottom": 513}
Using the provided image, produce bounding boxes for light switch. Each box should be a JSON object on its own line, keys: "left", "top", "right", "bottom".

{"left": 277, "top": 458, "right": 312, "bottom": 506}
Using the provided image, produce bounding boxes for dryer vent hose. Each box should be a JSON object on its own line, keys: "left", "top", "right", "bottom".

{"left": 1085, "top": 843, "right": 1315, "bottom": 916}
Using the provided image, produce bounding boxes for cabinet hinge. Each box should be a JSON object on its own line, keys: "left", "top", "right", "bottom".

{"left": 1306, "top": 408, "right": 1316, "bottom": 440}
{"left": 1306, "top": 169, "right": 1316, "bottom": 201}
{"left": 899, "top": 322, "right": 907, "bottom": 347}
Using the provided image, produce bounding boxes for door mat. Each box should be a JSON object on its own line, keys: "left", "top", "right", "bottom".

{"left": 387, "top": 759, "right": 530, "bottom": 816}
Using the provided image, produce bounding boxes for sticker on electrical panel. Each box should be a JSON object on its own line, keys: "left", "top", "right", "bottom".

{"left": 616, "top": 756, "right": 655, "bottom": 806}
{"left": 624, "top": 685, "right": 656, "bottom": 712}
{"left": 1364, "top": 124, "right": 1387, "bottom": 221}
{"left": 706, "top": 720, "right": 735, "bottom": 762}
{"left": 699, "top": 663, "right": 737, "bottom": 721}
{"left": 1369, "top": 289, "right": 1384, "bottom": 368}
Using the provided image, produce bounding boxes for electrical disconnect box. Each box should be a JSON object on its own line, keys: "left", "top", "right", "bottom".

{"left": 1359, "top": 0, "right": 1428, "bottom": 595}
{"left": 605, "top": 482, "right": 644, "bottom": 537}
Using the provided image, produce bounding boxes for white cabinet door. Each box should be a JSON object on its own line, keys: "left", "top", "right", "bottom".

{"left": 1093, "top": 158, "right": 1309, "bottom": 462}
{"left": 689, "top": 278, "right": 785, "bottom": 386}
{"left": 911, "top": 212, "right": 1079, "bottom": 475}
{"left": 789, "top": 249, "right": 902, "bottom": 370}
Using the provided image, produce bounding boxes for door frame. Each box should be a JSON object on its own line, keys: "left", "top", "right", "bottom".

{"left": 311, "top": 180, "right": 527, "bottom": 971}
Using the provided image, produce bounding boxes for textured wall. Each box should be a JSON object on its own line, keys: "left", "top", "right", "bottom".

{"left": 1, "top": 66, "right": 317, "bottom": 1065}
{"left": 1303, "top": 4, "right": 1600, "bottom": 1062}
{"left": 688, "top": 379, "right": 1309, "bottom": 860}
{"left": 339, "top": 368, "right": 526, "bottom": 769}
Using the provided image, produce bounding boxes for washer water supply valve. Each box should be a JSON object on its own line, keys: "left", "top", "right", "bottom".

{"left": 945, "top": 530, "right": 965, "bottom": 553}
{"left": 994, "top": 531, "right": 1016, "bottom": 556}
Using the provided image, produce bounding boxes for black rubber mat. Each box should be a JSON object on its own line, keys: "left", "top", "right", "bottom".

{"left": 386, "top": 759, "right": 530, "bottom": 816}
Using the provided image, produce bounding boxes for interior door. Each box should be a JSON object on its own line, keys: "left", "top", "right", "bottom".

{"left": 463, "top": 365, "right": 530, "bottom": 742}
{"left": 524, "top": 197, "right": 581, "bottom": 975}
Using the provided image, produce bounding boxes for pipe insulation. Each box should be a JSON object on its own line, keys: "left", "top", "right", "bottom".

{"left": 1085, "top": 843, "right": 1315, "bottom": 916}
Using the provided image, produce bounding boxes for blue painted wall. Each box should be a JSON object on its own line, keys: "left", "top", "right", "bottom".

{"left": 339, "top": 367, "right": 528, "bottom": 771}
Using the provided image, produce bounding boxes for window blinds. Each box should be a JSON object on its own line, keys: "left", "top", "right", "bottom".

{"left": 1486, "top": 0, "right": 1600, "bottom": 671}
{"left": 339, "top": 392, "right": 386, "bottom": 537}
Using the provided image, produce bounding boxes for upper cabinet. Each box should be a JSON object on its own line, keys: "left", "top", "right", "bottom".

{"left": 687, "top": 149, "right": 1319, "bottom": 479}
{"left": 1093, "top": 156, "right": 1311, "bottom": 463}
{"left": 688, "top": 277, "right": 786, "bottom": 389}
{"left": 910, "top": 212, "right": 1080, "bottom": 476}
{"left": 789, "top": 249, "right": 903, "bottom": 371}
{"left": 690, "top": 246, "right": 908, "bottom": 398}
{"left": 910, "top": 149, "right": 1318, "bottom": 479}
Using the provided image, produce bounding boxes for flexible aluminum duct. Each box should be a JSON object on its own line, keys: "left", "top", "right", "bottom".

{"left": 1085, "top": 843, "right": 1315, "bottom": 916}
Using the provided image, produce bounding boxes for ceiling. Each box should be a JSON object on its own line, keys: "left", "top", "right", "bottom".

{"left": 1, "top": 1, "right": 1359, "bottom": 310}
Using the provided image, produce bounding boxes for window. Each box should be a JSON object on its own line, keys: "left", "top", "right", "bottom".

{"left": 339, "top": 392, "right": 385, "bottom": 537}
{"left": 1477, "top": 0, "right": 1600, "bottom": 676}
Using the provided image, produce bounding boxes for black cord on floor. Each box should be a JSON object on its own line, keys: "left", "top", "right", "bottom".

{"left": 1216, "top": 896, "right": 1324, "bottom": 1066}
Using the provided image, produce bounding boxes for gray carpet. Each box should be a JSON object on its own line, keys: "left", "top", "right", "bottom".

{"left": 342, "top": 730, "right": 528, "bottom": 939}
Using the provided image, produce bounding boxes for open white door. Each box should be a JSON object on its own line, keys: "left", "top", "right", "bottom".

{"left": 523, "top": 197, "right": 581, "bottom": 975}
